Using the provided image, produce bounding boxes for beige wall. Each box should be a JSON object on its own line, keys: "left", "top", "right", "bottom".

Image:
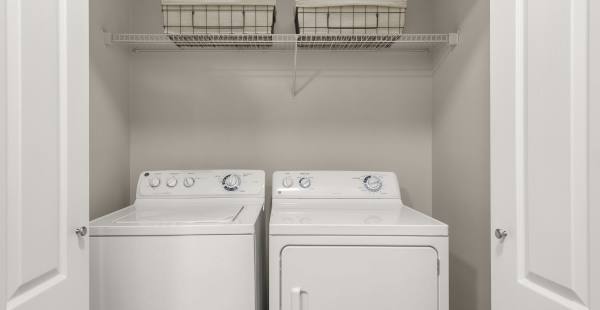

{"left": 128, "top": 52, "right": 435, "bottom": 214}
{"left": 125, "top": 0, "right": 437, "bottom": 215}
{"left": 432, "top": 0, "right": 490, "bottom": 309}
{"left": 90, "top": 0, "right": 132, "bottom": 219}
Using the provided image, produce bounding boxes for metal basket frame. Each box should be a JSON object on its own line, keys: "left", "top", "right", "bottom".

{"left": 162, "top": 4, "right": 276, "bottom": 34}
{"left": 295, "top": 5, "right": 405, "bottom": 35}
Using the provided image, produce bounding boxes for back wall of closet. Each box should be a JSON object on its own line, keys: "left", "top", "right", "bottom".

{"left": 128, "top": 0, "right": 436, "bottom": 216}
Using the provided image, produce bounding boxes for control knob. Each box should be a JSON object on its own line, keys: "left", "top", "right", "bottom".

{"left": 148, "top": 176, "right": 161, "bottom": 188}
{"left": 363, "top": 175, "right": 383, "bottom": 192}
{"left": 222, "top": 174, "right": 241, "bottom": 191}
{"left": 282, "top": 176, "right": 294, "bottom": 188}
{"left": 183, "top": 177, "right": 195, "bottom": 188}
{"left": 166, "top": 177, "right": 178, "bottom": 188}
{"left": 298, "top": 177, "right": 311, "bottom": 189}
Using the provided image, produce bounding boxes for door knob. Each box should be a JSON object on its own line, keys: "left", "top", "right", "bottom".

{"left": 494, "top": 228, "right": 507, "bottom": 240}
{"left": 75, "top": 226, "right": 88, "bottom": 237}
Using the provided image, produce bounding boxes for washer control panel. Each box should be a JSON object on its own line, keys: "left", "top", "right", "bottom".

{"left": 272, "top": 171, "right": 401, "bottom": 199}
{"left": 137, "top": 170, "right": 265, "bottom": 198}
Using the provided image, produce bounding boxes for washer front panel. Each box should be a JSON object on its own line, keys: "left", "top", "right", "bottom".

{"left": 137, "top": 170, "right": 265, "bottom": 198}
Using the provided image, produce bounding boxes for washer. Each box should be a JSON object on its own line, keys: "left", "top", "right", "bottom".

{"left": 90, "top": 170, "right": 265, "bottom": 310}
{"left": 269, "top": 171, "right": 448, "bottom": 310}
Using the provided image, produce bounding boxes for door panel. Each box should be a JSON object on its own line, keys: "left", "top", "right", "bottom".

{"left": 7, "top": 0, "right": 61, "bottom": 294}
{"left": 280, "top": 246, "right": 438, "bottom": 310}
{"left": 524, "top": 0, "right": 589, "bottom": 302}
{"left": 491, "top": 0, "right": 592, "bottom": 309}
{"left": 3, "top": 0, "right": 89, "bottom": 309}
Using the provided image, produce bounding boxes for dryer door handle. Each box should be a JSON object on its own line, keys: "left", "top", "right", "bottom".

{"left": 291, "top": 287, "right": 307, "bottom": 310}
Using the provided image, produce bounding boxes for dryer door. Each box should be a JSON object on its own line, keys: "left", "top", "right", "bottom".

{"left": 280, "top": 246, "right": 439, "bottom": 310}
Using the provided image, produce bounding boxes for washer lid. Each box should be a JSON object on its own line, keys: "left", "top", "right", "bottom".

{"left": 90, "top": 199, "right": 263, "bottom": 236}
{"left": 114, "top": 205, "right": 244, "bottom": 224}
{"left": 269, "top": 199, "right": 447, "bottom": 236}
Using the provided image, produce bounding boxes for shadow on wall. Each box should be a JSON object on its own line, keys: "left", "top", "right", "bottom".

{"left": 89, "top": 0, "right": 132, "bottom": 219}
{"left": 432, "top": 0, "right": 491, "bottom": 309}
{"left": 450, "top": 253, "right": 479, "bottom": 310}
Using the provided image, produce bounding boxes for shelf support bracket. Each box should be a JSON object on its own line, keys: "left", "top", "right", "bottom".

{"left": 103, "top": 30, "right": 113, "bottom": 47}
{"left": 292, "top": 38, "right": 298, "bottom": 96}
{"left": 448, "top": 32, "right": 459, "bottom": 47}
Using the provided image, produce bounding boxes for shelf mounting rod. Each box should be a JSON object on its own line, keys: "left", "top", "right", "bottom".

{"left": 292, "top": 37, "right": 298, "bottom": 96}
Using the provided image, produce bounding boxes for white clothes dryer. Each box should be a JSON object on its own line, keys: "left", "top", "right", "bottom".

{"left": 90, "top": 170, "right": 265, "bottom": 310}
{"left": 269, "top": 171, "right": 448, "bottom": 310}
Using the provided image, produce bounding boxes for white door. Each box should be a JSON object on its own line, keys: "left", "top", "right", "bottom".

{"left": 280, "top": 246, "right": 438, "bottom": 310}
{"left": 490, "top": 0, "right": 598, "bottom": 309}
{"left": 1, "top": 0, "right": 89, "bottom": 309}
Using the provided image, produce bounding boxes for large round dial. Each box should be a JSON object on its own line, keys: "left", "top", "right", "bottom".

{"left": 183, "top": 177, "right": 195, "bottom": 188}
{"left": 148, "top": 176, "right": 161, "bottom": 188}
{"left": 222, "top": 174, "right": 241, "bottom": 191}
{"left": 166, "top": 177, "right": 178, "bottom": 188}
{"left": 298, "top": 177, "right": 311, "bottom": 189}
{"left": 363, "top": 175, "right": 383, "bottom": 192}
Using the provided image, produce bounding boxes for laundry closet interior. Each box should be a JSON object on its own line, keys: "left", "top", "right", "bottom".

{"left": 89, "top": 0, "right": 490, "bottom": 309}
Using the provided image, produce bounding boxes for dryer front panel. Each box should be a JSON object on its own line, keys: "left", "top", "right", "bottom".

{"left": 280, "top": 245, "right": 438, "bottom": 310}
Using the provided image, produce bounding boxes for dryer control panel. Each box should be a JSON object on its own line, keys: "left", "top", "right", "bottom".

{"left": 272, "top": 171, "right": 401, "bottom": 199}
{"left": 137, "top": 170, "right": 265, "bottom": 198}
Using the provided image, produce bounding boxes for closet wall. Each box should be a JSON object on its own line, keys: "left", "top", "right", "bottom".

{"left": 90, "top": 0, "right": 132, "bottom": 219}
{"left": 89, "top": 1, "right": 492, "bottom": 309}
{"left": 125, "top": 0, "right": 438, "bottom": 215}
{"left": 432, "top": 0, "right": 490, "bottom": 309}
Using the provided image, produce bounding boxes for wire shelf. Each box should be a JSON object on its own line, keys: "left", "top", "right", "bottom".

{"left": 107, "top": 32, "right": 457, "bottom": 52}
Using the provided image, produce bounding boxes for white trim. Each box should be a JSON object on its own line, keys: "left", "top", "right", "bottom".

{"left": 65, "top": 0, "right": 90, "bottom": 306}
{"left": 589, "top": 0, "right": 599, "bottom": 308}
{"left": 0, "top": 0, "right": 7, "bottom": 307}
{"left": 490, "top": 0, "right": 517, "bottom": 308}
{"left": 570, "top": 0, "right": 590, "bottom": 303}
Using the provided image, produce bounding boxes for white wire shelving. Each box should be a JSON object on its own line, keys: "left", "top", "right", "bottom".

{"left": 105, "top": 32, "right": 458, "bottom": 96}
{"left": 106, "top": 32, "right": 458, "bottom": 53}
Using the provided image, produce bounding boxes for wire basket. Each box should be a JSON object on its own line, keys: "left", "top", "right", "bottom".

{"left": 163, "top": 5, "right": 275, "bottom": 34}
{"left": 296, "top": 4, "right": 405, "bottom": 48}
{"left": 296, "top": 5, "right": 405, "bottom": 34}
{"left": 163, "top": 4, "right": 276, "bottom": 47}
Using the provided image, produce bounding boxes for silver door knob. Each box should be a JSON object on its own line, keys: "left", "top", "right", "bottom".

{"left": 75, "top": 226, "right": 88, "bottom": 237}
{"left": 494, "top": 229, "right": 508, "bottom": 240}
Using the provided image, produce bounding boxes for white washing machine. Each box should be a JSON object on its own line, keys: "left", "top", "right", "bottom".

{"left": 90, "top": 170, "right": 265, "bottom": 310}
{"left": 269, "top": 171, "right": 448, "bottom": 310}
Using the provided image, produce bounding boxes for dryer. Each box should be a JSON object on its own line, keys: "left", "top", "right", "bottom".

{"left": 269, "top": 171, "right": 448, "bottom": 310}
{"left": 90, "top": 170, "right": 265, "bottom": 310}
